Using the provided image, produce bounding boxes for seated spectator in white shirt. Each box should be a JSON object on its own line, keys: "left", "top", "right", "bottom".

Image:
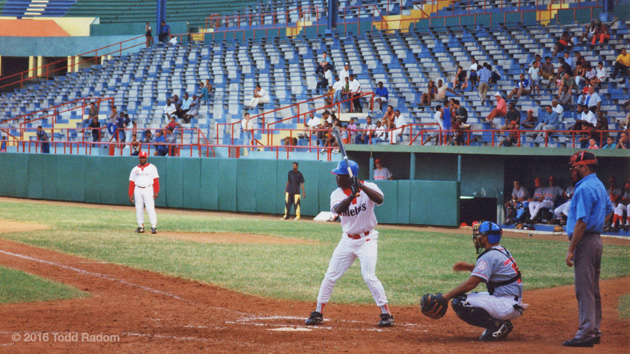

{"left": 183, "top": 95, "right": 200, "bottom": 123}
{"left": 551, "top": 98, "right": 564, "bottom": 118}
{"left": 349, "top": 75, "right": 363, "bottom": 113}
{"left": 163, "top": 98, "right": 177, "bottom": 121}
{"left": 373, "top": 159, "right": 393, "bottom": 180}
{"left": 304, "top": 112, "right": 324, "bottom": 144}
{"left": 355, "top": 116, "right": 376, "bottom": 144}
{"left": 246, "top": 85, "right": 270, "bottom": 107}
{"left": 585, "top": 86, "right": 601, "bottom": 113}
{"left": 176, "top": 92, "right": 193, "bottom": 118}
{"left": 339, "top": 62, "right": 350, "bottom": 84}
{"left": 423, "top": 105, "right": 444, "bottom": 145}
{"left": 372, "top": 121, "right": 389, "bottom": 144}
{"left": 595, "top": 61, "right": 607, "bottom": 84}
{"left": 390, "top": 110, "right": 407, "bottom": 144}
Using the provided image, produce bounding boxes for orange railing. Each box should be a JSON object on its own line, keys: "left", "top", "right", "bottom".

{"left": 0, "top": 35, "right": 145, "bottom": 92}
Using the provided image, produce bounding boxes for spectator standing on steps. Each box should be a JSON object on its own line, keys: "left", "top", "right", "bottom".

{"left": 282, "top": 162, "right": 305, "bottom": 220}
{"left": 158, "top": 21, "right": 170, "bottom": 44}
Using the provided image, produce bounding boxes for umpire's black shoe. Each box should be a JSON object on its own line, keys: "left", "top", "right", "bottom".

{"left": 305, "top": 311, "right": 323, "bottom": 325}
{"left": 479, "top": 320, "right": 513, "bottom": 341}
{"left": 377, "top": 313, "right": 394, "bottom": 327}
{"left": 594, "top": 336, "right": 601, "bottom": 344}
{"left": 135, "top": 227, "right": 145, "bottom": 233}
{"left": 151, "top": 227, "right": 157, "bottom": 234}
{"left": 562, "top": 337, "right": 596, "bottom": 347}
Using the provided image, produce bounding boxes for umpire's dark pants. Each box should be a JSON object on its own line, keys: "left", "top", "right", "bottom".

{"left": 573, "top": 231, "right": 602, "bottom": 340}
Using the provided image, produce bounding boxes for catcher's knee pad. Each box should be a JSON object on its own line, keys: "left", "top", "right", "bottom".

{"left": 451, "top": 295, "right": 502, "bottom": 329}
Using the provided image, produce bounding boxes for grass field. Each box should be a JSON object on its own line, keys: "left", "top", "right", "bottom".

{"left": 620, "top": 295, "right": 630, "bottom": 319}
{"left": 0, "top": 199, "right": 629, "bottom": 306}
{"left": 0, "top": 265, "right": 87, "bottom": 304}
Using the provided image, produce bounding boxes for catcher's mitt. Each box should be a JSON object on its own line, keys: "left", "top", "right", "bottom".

{"left": 420, "top": 293, "right": 448, "bottom": 319}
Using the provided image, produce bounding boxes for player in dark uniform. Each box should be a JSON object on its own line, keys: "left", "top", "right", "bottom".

{"left": 420, "top": 221, "right": 524, "bottom": 341}
{"left": 283, "top": 162, "right": 305, "bottom": 220}
{"left": 563, "top": 151, "right": 613, "bottom": 347}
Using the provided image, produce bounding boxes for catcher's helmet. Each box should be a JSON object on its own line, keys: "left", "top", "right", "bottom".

{"left": 473, "top": 221, "right": 502, "bottom": 253}
{"left": 331, "top": 160, "right": 359, "bottom": 176}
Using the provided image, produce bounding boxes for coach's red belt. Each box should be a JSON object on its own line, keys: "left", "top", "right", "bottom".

{"left": 347, "top": 231, "right": 370, "bottom": 239}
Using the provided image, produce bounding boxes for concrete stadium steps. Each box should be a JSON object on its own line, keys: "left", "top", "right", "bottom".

{"left": 1, "top": 21, "right": 629, "bottom": 148}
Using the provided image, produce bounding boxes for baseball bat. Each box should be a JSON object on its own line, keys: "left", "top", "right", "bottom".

{"left": 331, "top": 126, "right": 353, "bottom": 177}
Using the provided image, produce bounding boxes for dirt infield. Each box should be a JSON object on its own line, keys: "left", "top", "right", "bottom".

{"left": 0, "top": 238, "right": 628, "bottom": 353}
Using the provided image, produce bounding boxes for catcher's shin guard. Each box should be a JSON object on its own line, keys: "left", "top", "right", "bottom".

{"left": 451, "top": 295, "right": 504, "bottom": 330}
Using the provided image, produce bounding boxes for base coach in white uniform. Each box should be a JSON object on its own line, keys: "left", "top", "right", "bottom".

{"left": 305, "top": 160, "right": 393, "bottom": 327}
{"left": 128, "top": 151, "right": 160, "bottom": 234}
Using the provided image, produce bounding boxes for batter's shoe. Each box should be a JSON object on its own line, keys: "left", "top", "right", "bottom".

{"left": 151, "top": 227, "right": 157, "bottom": 234}
{"left": 135, "top": 227, "right": 145, "bottom": 233}
{"left": 623, "top": 224, "right": 629, "bottom": 232}
{"left": 479, "top": 320, "right": 513, "bottom": 341}
{"left": 377, "top": 313, "right": 394, "bottom": 327}
{"left": 305, "top": 311, "right": 323, "bottom": 325}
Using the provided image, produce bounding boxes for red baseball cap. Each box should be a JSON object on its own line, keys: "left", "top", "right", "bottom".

{"left": 139, "top": 151, "right": 148, "bottom": 158}
{"left": 375, "top": 158, "right": 381, "bottom": 163}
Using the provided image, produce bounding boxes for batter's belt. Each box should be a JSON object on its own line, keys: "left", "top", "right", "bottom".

{"left": 347, "top": 230, "right": 370, "bottom": 239}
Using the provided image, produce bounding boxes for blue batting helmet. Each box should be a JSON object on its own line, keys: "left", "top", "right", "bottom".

{"left": 331, "top": 160, "right": 359, "bottom": 176}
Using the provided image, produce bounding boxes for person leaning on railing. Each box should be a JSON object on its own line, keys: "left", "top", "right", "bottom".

{"left": 88, "top": 117, "right": 101, "bottom": 142}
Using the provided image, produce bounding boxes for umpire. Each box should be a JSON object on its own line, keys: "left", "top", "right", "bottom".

{"left": 282, "top": 162, "right": 305, "bottom": 220}
{"left": 563, "top": 151, "right": 613, "bottom": 347}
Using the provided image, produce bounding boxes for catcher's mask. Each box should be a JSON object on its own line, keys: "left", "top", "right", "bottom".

{"left": 472, "top": 221, "right": 503, "bottom": 254}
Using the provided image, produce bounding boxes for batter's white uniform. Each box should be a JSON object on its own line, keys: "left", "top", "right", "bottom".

{"left": 316, "top": 182, "right": 389, "bottom": 307}
{"left": 129, "top": 163, "right": 159, "bottom": 229}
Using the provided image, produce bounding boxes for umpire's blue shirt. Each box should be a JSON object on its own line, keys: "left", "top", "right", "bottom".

{"left": 566, "top": 174, "right": 613, "bottom": 239}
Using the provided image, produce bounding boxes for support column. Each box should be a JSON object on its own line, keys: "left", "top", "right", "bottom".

{"left": 409, "top": 153, "right": 416, "bottom": 180}
{"left": 157, "top": 0, "right": 166, "bottom": 40}
{"left": 369, "top": 156, "right": 374, "bottom": 180}
{"left": 67, "top": 56, "right": 73, "bottom": 73}
{"left": 28, "top": 56, "right": 35, "bottom": 78}
{"left": 37, "top": 56, "right": 43, "bottom": 77}
{"left": 326, "top": 0, "right": 337, "bottom": 33}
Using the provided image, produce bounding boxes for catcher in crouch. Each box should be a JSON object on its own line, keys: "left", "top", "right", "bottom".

{"left": 420, "top": 221, "right": 525, "bottom": 341}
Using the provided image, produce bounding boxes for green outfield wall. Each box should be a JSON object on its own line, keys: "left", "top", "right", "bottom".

{"left": 0, "top": 154, "right": 461, "bottom": 227}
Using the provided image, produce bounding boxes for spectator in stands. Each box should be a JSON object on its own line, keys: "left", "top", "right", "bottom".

{"left": 528, "top": 60, "right": 541, "bottom": 95}
{"left": 373, "top": 159, "right": 393, "bottom": 180}
{"left": 316, "top": 62, "right": 329, "bottom": 91}
{"left": 36, "top": 126, "right": 49, "bottom": 154}
{"left": 355, "top": 116, "right": 376, "bottom": 144}
{"left": 183, "top": 95, "right": 200, "bottom": 123}
{"left": 247, "top": 85, "right": 270, "bottom": 108}
{"left": 347, "top": 118, "right": 357, "bottom": 143}
{"left": 556, "top": 57, "right": 573, "bottom": 79}
{"left": 88, "top": 117, "right": 101, "bottom": 142}
{"left": 199, "top": 82, "right": 209, "bottom": 103}
{"left": 108, "top": 106, "right": 120, "bottom": 141}
{"left": 130, "top": 134, "right": 141, "bottom": 156}
{"left": 617, "top": 132, "right": 629, "bottom": 149}
{"left": 563, "top": 51, "right": 574, "bottom": 69}
{"left": 530, "top": 105, "right": 559, "bottom": 139}
{"left": 419, "top": 80, "right": 437, "bottom": 109}
{"left": 486, "top": 92, "right": 507, "bottom": 123}
{"left": 587, "top": 138, "right": 599, "bottom": 149}
{"left": 602, "top": 136, "right": 616, "bottom": 149}
{"left": 341, "top": 76, "right": 352, "bottom": 112}
{"left": 0, "top": 136, "right": 6, "bottom": 152}
{"left": 552, "top": 31, "right": 573, "bottom": 58}
{"left": 501, "top": 102, "right": 520, "bottom": 129}
{"left": 372, "top": 121, "right": 388, "bottom": 144}
{"left": 116, "top": 111, "right": 127, "bottom": 143}
{"left": 349, "top": 74, "right": 362, "bottom": 113}
{"left": 85, "top": 102, "right": 98, "bottom": 128}
{"left": 390, "top": 110, "right": 406, "bottom": 144}
{"left": 339, "top": 62, "right": 350, "bottom": 83}
{"left": 558, "top": 72, "right": 576, "bottom": 98}
{"left": 205, "top": 79, "right": 213, "bottom": 98}
{"left": 488, "top": 64, "right": 501, "bottom": 85}
{"left": 165, "top": 127, "right": 178, "bottom": 155}
{"left": 595, "top": 61, "right": 607, "bottom": 84}
{"left": 453, "top": 66, "right": 468, "bottom": 91}
{"left": 423, "top": 105, "right": 443, "bottom": 146}
{"left": 551, "top": 98, "right": 564, "bottom": 118}
{"left": 505, "top": 180, "right": 530, "bottom": 225}
{"left": 164, "top": 116, "right": 182, "bottom": 135}
{"left": 381, "top": 105, "right": 395, "bottom": 125}
{"left": 521, "top": 109, "right": 537, "bottom": 129}
{"left": 332, "top": 75, "right": 343, "bottom": 105}
{"left": 592, "top": 21, "right": 610, "bottom": 45}
{"left": 584, "top": 86, "right": 602, "bottom": 113}
{"left": 541, "top": 56, "right": 555, "bottom": 86}
{"left": 163, "top": 98, "right": 176, "bottom": 122}
{"left": 141, "top": 130, "right": 153, "bottom": 144}
{"left": 468, "top": 57, "right": 478, "bottom": 89}
{"left": 453, "top": 99, "right": 470, "bottom": 129}
{"left": 158, "top": 21, "right": 171, "bottom": 44}
{"left": 373, "top": 81, "right": 388, "bottom": 111}
{"left": 570, "top": 104, "right": 596, "bottom": 132}
{"left": 320, "top": 51, "right": 332, "bottom": 69}
{"left": 611, "top": 48, "right": 630, "bottom": 82}
{"left": 153, "top": 130, "right": 168, "bottom": 156}
{"left": 498, "top": 119, "right": 520, "bottom": 147}
{"left": 580, "top": 20, "right": 598, "bottom": 43}
{"left": 441, "top": 101, "right": 453, "bottom": 145}
{"left": 583, "top": 63, "right": 598, "bottom": 87}
{"left": 507, "top": 73, "right": 530, "bottom": 100}
{"left": 559, "top": 86, "right": 574, "bottom": 109}
{"left": 477, "top": 63, "right": 491, "bottom": 104}
{"left": 241, "top": 113, "right": 254, "bottom": 149}
{"left": 145, "top": 22, "right": 153, "bottom": 47}
{"left": 177, "top": 93, "right": 192, "bottom": 118}
{"left": 435, "top": 79, "right": 456, "bottom": 102}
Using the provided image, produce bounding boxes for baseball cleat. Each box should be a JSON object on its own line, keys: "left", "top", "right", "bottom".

{"left": 377, "top": 313, "right": 394, "bottom": 327}
{"left": 562, "top": 337, "right": 596, "bottom": 347}
{"left": 294, "top": 216, "right": 300, "bottom": 221}
{"left": 479, "top": 320, "right": 513, "bottom": 341}
{"left": 305, "top": 311, "right": 323, "bottom": 325}
{"left": 135, "top": 227, "right": 145, "bottom": 233}
{"left": 281, "top": 216, "right": 289, "bottom": 220}
{"left": 151, "top": 227, "right": 157, "bottom": 234}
